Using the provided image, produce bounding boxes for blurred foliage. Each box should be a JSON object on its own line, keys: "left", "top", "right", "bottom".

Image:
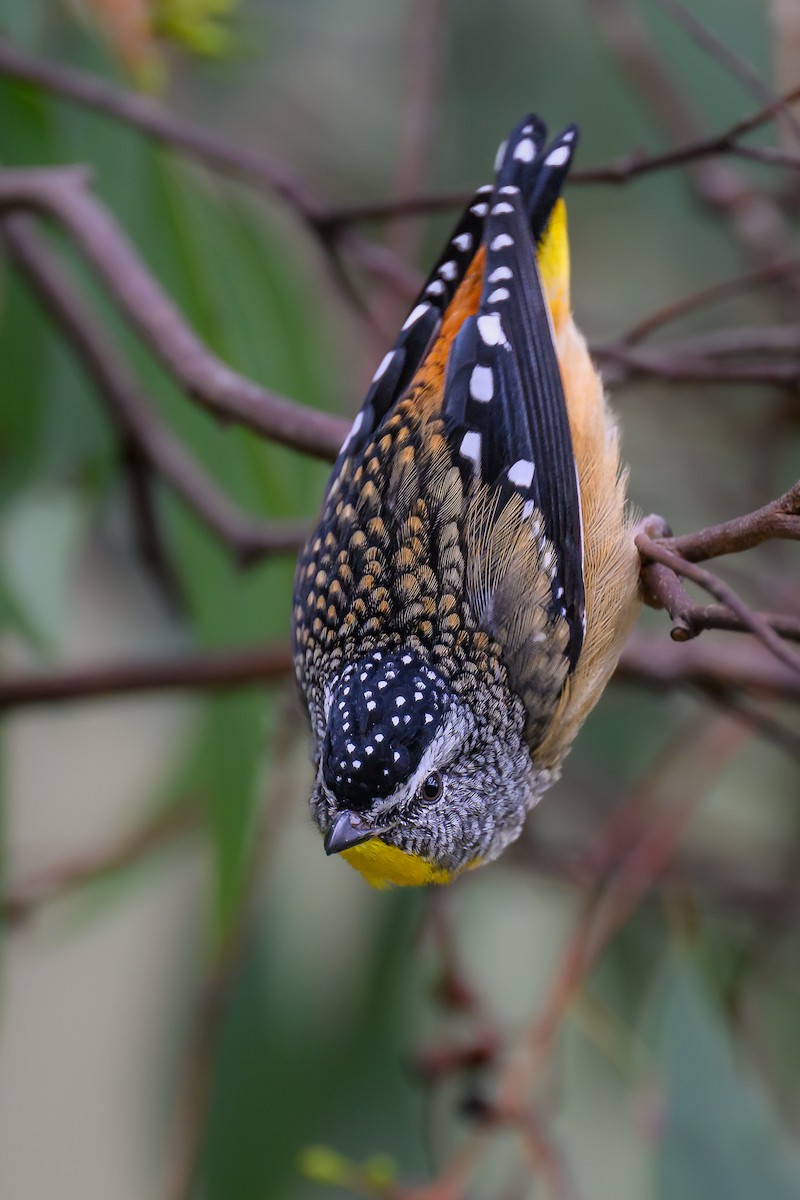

{"left": 0, "top": 2, "right": 799, "bottom": 1199}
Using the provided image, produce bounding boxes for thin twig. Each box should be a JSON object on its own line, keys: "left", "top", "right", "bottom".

{"left": 654, "top": 0, "right": 800, "bottom": 143}
{"left": 636, "top": 532, "right": 800, "bottom": 676}
{"left": 619, "top": 259, "right": 800, "bottom": 346}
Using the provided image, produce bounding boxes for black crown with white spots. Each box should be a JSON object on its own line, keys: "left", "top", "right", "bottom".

{"left": 323, "top": 650, "right": 450, "bottom": 810}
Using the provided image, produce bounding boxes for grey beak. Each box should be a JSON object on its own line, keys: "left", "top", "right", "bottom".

{"left": 324, "top": 811, "right": 380, "bottom": 856}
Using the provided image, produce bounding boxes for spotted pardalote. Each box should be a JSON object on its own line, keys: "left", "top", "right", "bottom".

{"left": 292, "top": 114, "right": 641, "bottom": 887}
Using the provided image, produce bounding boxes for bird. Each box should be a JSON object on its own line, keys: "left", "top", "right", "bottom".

{"left": 292, "top": 114, "right": 641, "bottom": 888}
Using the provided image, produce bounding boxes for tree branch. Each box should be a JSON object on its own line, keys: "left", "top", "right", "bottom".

{"left": 0, "top": 166, "right": 349, "bottom": 460}
{"left": 637, "top": 532, "right": 800, "bottom": 676}
{"left": 2, "top": 212, "right": 310, "bottom": 565}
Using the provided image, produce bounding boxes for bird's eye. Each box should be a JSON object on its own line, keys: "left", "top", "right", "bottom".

{"left": 421, "top": 770, "right": 443, "bottom": 803}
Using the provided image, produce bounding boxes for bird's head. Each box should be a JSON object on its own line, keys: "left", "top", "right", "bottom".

{"left": 308, "top": 649, "right": 539, "bottom": 887}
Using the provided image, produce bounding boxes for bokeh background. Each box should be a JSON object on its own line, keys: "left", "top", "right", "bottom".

{"left": 1, "top": 1, "right": 799, "bottom": 1198}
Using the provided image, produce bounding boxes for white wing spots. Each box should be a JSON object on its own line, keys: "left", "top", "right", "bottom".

{"left": 393, "top": 751, "right": 401, "bottom": 762}
{"left": 477, "top": 313, "right": 507, "bottom": 346}
{"left": 490, "top": 233, "right": 513, "bottom": 251}
{"left": 414, "top": 691, "right": 423, "bottom": 701}
{"left": 488, "top": 266, "right": 512, "bottom": 283}
{"left": 340, "top": 411, "right": 363, "bottom": 455}
{"left": 391, "top": 715, "right": 400, "bottom": 726}
{"left": 375, "top": 733, "right": 384, "bottom": 742}
{"left": 562, "top": 129, "right": 576, "bottom": 142}
{"left": 513, "top": 137, "right": 536, "bottom": 163}
{"left": 459, "top": 430, "right": 482, "bottom": 465}
{"left": 426, "top": 279, "right": 446, "bottom": 296}
{"left": 470, "top": 201, "right": 488, "bottom": 217}
{"left": 491, "top": 201, "right": 514, "bottom": 216}
{"left": 396, "top": 696, "right": 406, "bottom": 707}
{"left": 508, "top": 459, "right": 535, "bottom": 488}
{"left": 487, "top": 287, "right": 510, "bottom": 304}
{"left": 401, "top": 654, "right": 412, "bottom": 664}
{"left": 365, "top": 746, "right": 374, "bottom": 755}
{"left": 439, "top": 260, "right": 458, "bottom": 281}
{"left": 522, "top": 499, "right": 535, "bottom": 520}
{"left": 469, "top": 364, "right": 494, "bottom": 403}
{"left": 425, "top": 713, "right": 434, "bottom": 724}
{"left": 402, "top": 303, "right": 430, "bottom": 331}
{"left": 494, "top": 139, "right": 508, "bottom": 170}
{"left": 371, "top": 351, "right": 394, "bottom": 382}
{"left": 545, "top": 144, "right": 570, "bottom": 168}
{"left": 346, "top": 742, "right": 355, "bottom": 753}
{"left": 352, "top": 759, "right": 362, "bottom": 769}
{"left": 498, "top": 185, "right": 519, "bottom": 195}
{"left": 377, "top": 679, "right": 387, "bottom": 689}
{"left": 367, "top": 700, "right": 376, "bottom": 711}
{"left": 477, "top": 184, "right": 493, "bottom": 194}
{"left": 452, "top": 232, "right": 472, "bottom": 251}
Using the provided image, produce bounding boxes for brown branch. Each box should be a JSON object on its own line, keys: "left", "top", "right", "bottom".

{"left": 637, "top": 532, "right": 800, "bottom": 676}
{"left": 0, "top": 166, "right": 349, "bottom": 460}
{"left": 662, "top": 481, "right": 800, "bottom": 561}
{"left": 2, "top": 212, "right": 310, "bottom": 565}
{"left": 593, "top": 341, "right": 800, "bottom": 388}
{"left": 0, "top": 643, "right": 294, "bottom": 710}
{"left": 4, "top": 629, "right": 800, "bottom": 715}
{"left": 319, "top": 81, "right": 800, "bottom": 229}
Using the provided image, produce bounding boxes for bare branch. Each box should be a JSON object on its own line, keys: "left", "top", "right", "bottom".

{"left": 0, "top": 166, "right": 349, "bottom": 459}
{"left": 619, "top": 259, "right": 800, "bottom": 346}
{"left": 636, "top": 532, "right": 800, "bottom": 676}
{"left": 0, "top": 644, "right": 293, "bottom": 710}
{"left": 664, "top": 481, "right": 800, "bottom": 560}
{"left": 2, "top": 213, "right": 310, "bottom": 565}
{"left": 654, "top": 0, "right": 800, "bottom": 143}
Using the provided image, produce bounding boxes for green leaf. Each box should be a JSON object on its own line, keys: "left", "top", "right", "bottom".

{"left": 650, "top": 956, "right": 800, "bottom": 1200}
{"left": 0, "top": 487, "right": 87, "bottom": 651}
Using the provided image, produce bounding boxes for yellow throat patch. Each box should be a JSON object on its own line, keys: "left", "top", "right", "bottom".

{"left": 341, "top": 840, "right": 455, "bottom": 888}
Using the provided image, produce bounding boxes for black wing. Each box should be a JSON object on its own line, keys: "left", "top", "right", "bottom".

{"left": 443, "top": 122, "right": 585, "bottom": 667}
{"left": 331, "top": 187, "right": 493, "bottom": 471}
